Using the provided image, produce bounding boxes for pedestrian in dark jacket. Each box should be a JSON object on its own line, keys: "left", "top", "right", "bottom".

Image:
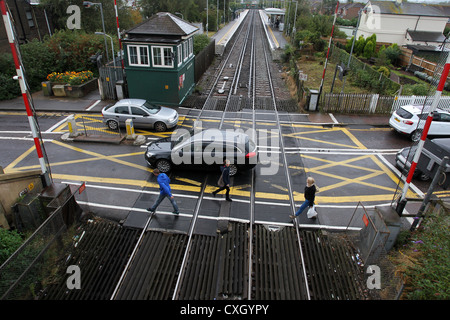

{"left": 212, "top": 159, "right": 232, "bottom": 202}
{"left": 290, "top": 177, "right": 317, "bottom": 219}
{"left": 147, "top": 169, "right": 179, "bottom": 214}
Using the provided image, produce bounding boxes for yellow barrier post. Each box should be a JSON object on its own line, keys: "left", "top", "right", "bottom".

{"left": 126, "top": 119, "right": 136, "bottom": 140}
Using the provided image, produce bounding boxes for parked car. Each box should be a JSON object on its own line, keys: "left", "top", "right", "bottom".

{"left": 389, "top": 104, "right": 450, "bottom": 142}
{"left": 395, "top": 138, "right": 450, "bottom": 181}
{"left": 145, "top": 129, "right": 258, "bottom": 175}
{"left": 102, "top": 99, "right": 178, "bottom": 132}
{"left": 395, "top": 145, "right": 430, "bottom": 181}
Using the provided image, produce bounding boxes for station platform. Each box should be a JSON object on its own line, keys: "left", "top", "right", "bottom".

{"left": 212, "top": 9, "right": 249, "bottom": 55}
{"left": 258, "top": 9, "right": 288, "bottom": 51}
{"left": 212, "top": 9, "right": 289, "bottom": 56}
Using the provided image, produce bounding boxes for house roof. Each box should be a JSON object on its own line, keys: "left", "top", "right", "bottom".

{"left": 368, "top": 1, "right": 449, "bottom": 18}
{"left": 407, "top": 30, "right": 446, "bottom": 43}
{"left": 125, "top": 12, "right": 198, "bottom": 38}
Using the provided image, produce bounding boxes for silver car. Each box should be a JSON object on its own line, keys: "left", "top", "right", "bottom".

{"left": 102, "top": 99, "right": 178, "bottom": 132}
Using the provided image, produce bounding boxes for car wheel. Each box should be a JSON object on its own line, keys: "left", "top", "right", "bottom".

{"left": 154, "top": 122, "right": 167, "bottom": 132}
{"left": 107, "top": 120, "right": 119, "bottom": 131}
{"left": 229, "top": 164, "right": 238, "bottom": 176}
{"left": 156, "top": 159, "right": 172, "bottom": 173}
{"left": 411, "top": 130, "right": 422, "bottom": 142}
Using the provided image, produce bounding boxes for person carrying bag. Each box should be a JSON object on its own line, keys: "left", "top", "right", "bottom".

{"left": 290, "top": 177, "right": 318, "bottom": 220}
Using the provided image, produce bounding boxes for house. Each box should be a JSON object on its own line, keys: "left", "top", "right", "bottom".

{"left": 338, "top": 2, "right": 364, "bottom": 20}
{"left": 357, "top": 0, "right": 448, "bottom": 46}
{"left": 122, "top": 12, "right": 199, "bottom": 106}
{"left": 0, "top": 0, "right": 53, "bottom": 53}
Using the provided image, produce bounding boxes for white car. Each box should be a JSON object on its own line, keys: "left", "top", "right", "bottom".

{"left": 389, "top": 104, "right": 450, "bottom": 142}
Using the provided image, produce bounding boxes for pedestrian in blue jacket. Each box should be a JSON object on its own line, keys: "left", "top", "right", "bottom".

{"left": 212, "top": 159, "right": 232, "bottom": 202}
{"left": 147, "top": 169, "right": 179, "bottom": 214}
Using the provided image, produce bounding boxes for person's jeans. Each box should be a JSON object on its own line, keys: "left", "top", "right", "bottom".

{"left": 295, "top": 199, "right": 310, "bottom": 216}
{"left": 150, "top": 193, "right": 179, "bottom": 212}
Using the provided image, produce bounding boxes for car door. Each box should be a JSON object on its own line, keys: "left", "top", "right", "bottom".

{"left": 130, "top": 106, "right": 152, "bottom": 129}
{"left": 113, "top": 106, "right": 131, "bottom": 125}
{"left": 429, "top": 112, "right": 443, "bottom": 135}
{"left": 437, "top": 112, "right": 450, "bottom": 136}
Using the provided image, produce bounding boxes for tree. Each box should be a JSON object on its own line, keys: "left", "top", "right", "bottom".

{"left": 363, "top": 34, "right": 376, "bottom": 59}
{"left": 40, "top": 0, "right": 134, "bottom": 34}
{"left": 354, "top": 35, "right": 366, "bottom": 56}
{"left": 384, "top": 43, "right": 402, "bottom": 66}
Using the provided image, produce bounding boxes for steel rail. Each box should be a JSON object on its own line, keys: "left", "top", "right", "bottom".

{"left": 171, "top": 175, "right": 208, "bottom": 300}
{"left": 259, "top": 16, "right": 311, "bottom": 300}
{"left": 218, "top": 10, "right": 254, "bottom": 129}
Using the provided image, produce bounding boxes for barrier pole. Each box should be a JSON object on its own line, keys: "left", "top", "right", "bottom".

{"left": 400, "top": 55, "right": 450, "bottom": 204}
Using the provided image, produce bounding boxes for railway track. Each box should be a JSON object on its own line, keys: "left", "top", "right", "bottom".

{"left": 37, "top": 10, "right": 367, "bottom": 301}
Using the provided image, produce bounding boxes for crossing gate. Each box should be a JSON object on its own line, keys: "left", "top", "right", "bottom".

{"left": 99, "top": 57, "right": 124, "bottom": 100}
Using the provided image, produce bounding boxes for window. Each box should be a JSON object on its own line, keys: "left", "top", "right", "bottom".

{"left": 439, "top": 113, "right": 450, "bottom": 122}
{"left": 115, "top": 106, "right": 129, "bottom": 114}
{"left": 131, "top": 107, "right": 148, "bottom": 116}
{"left": 189, "top": 38, "right": 193, "bottom": 57}
{"left": 152, "top": 46, "right": 173, "bottom": 68}
{"left": 177, "top": 44, "right": 183, "bottom": 66}
{"left": 183, "top": 42, "right": 188, "bottom": 62}
{"left": 128, "top": 45, "right": 149, "bottom": 66}
{"left": 25, "top": 10, "right": 34, "bottom": 28}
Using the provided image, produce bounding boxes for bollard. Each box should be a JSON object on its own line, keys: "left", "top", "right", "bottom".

{"left": 125, "top": 119, "right": 136, "bottom": 140}
{"left": 67, "top": 115, "right": 79, "bottom": 138}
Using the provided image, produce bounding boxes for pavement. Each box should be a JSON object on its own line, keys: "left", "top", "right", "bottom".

{"left": 0, "top": 89, "right": 112, "bottom": 114}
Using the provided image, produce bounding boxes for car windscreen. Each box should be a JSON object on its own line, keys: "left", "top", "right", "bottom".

{"left": 401, "top": 146, "right": 417, "bottom": 162}
{"left": 142, "top": 101, "right": 161, "bottom": 114}
{"left": 396, "top": 107, "right": 413, "bottom": 119}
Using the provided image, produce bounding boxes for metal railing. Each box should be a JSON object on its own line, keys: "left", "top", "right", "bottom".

{"left": 0, "top": 183, "right": 88, "bottom": 300}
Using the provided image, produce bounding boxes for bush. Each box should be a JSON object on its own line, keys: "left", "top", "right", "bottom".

{"left": 384, "top": 43, "right": 402, "bottom": 66}
{"left": 0, "top": 228, "right": 23, "bottom": 265}
{"left": 193, "top": 34, "right": 211, "bottom": 55}
{"left": 377, "top": 66, "right": 390, "bottom": 78}
{"left": 0, "top": 74, "right": 21, "bottom": 100}
{"left": 393, "top": 206, "right": 450, "bottom": 299}
{"left": 21, "top": 39, "right": 56, "bottom": 91}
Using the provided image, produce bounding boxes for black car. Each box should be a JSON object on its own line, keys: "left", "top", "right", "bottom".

{"left": 145, "top": 129, "right": 258, "bottom": 175}
{"left": 395, "top": 145, "right": 430, "bottom": 181}
{"left": 395, "top": 138, "right": 450, "bottom": 181}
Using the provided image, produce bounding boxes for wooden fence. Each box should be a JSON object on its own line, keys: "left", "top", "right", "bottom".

{"left": 321, "top": 93, "right": 450, "bottom": 114}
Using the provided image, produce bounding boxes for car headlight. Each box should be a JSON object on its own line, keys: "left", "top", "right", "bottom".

{"left": 169, "top": 115, "right": 177, "bottom": 122}
{"left": 146, "top": 151, "right": 155, "bottom": 158}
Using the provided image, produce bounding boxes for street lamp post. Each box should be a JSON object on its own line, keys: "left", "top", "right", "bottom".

{"left": 95, "top": 32, "right": 116, "bottom": 79}
{"left": 83, "top": 1, "right": 109, "bottom": 62}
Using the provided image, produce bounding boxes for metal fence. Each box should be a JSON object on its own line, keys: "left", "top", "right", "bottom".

{"left": 78, "top": 115, "right": 122, "bottom": 139}
{"left": 99, "top": 57, "right": 124, "bottom": 100}
{"left": 0, "top": 183, "right": 89, "bottom": 300}
{"left": 194, "top": 39, "right": 216, "bottom": 83}
{"left": 320, "top": 93, "right": 450, "bottom": 114}
{"left": 341, "top": 202, "right": 403, "bottom": 299}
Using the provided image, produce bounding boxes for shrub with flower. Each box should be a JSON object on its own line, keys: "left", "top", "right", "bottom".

{"left": 47, "top": 71, "right": 94, "bottom": 86}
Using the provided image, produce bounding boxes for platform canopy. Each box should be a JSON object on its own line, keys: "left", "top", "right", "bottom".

{"left": 264, "top": 8, "right": 286, "bottom": 16}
